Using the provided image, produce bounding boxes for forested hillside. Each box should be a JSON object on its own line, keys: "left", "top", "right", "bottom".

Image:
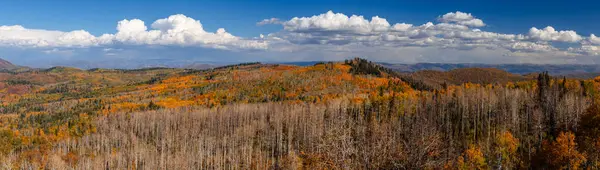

{"left": 1, "top": 58, "right": 600, "bottom": 169}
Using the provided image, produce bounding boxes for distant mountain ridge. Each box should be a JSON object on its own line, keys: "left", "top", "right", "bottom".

{"left": 380, "top": 62, "right": 600, "bottom": 76}
{"left": 3, "top": 57, "right": 600, "bottom": 78}
{"left": 279, "top": 61, "right": 600, "bottom": 78}
{"left": 183, "top": 63, "right": 218, "bottom": 70}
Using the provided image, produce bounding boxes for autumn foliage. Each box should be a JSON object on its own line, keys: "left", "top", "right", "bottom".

{"left": 0, "top": 58, "right": 599, "bottom": 169}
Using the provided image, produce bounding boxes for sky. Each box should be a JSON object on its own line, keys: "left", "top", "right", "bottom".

{"left": 1, "top": 0, "right": 600, "bottom": 68}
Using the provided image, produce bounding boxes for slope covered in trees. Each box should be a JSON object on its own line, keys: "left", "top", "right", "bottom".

{"left": 0, "top": 58, "right": 600, "bottom": 169}
{"left": 408, "top": 68, "right": 529, "bottom": 89}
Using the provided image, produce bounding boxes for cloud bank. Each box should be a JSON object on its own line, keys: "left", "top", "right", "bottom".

{"left": 0, "top": 14, "right": 268, "bottom": 50}
{"left": 260, "top": 11, "right": 597, "bottom": 63}
{"left": 1, "top": 11, "right": 600, "bottom": 67}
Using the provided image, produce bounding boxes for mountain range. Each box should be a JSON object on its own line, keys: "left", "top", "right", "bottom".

{"left": 380, "top": 62, "right": 600, "bottom": 77}
{"left": 2, "top": 58, "right": 600, "bottom": 79}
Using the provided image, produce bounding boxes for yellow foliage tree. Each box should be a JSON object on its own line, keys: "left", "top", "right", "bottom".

{"left": 542, "top": 131, "right": 587, "bottom": 170}
{"left": 495, "top": 131, "right": 519, "bottom": 169}
{"left": 456, "top": 145, "right": 488, "bottom": 170}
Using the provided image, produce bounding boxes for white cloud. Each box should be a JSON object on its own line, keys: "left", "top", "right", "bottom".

{"left": 2, "top": 11, "right": 599, "bottom": 66}
{"left": 447, "top": 29, "right": 520, "bottom": 40}
{"left": 117, "top": 19, "right": 147, "bottom": 33}
{"left": 439, "top": 11, "right": 485, "bottom": 27}
{"left": 257, "top": 18, "right": 282, "bottom": 25}
{"left": 528, "top": 26, "right": 582, "bottom": 42}
{"left": 111, "top": 14, "right": 269, "bottom": 49}
{"left": 271, "top": 11, "right": 519, "bottom": 50}
{"left": 569, "top": 45, "right": 600, "bottom": 56}
{"left": 0, "top": 25, "right": 101, "bottom": 47}
{"left": 282, "top": 10, "right": 392, "bottom": 33}
{"left": 432, "top": 23, "right": 469, "bottom": 31}
{"left": 589, "top": 34, "right": 600, "bottom": 45}
{"left": 113, "top": 19, "right": 157, "bottom": 44}
{"left": 0, "top": 14, "right": 268, "bottom": 50}
{"left": 391, "top": 23, "right": 413, "bottom": 31}
{"left": 271, "top": 11, "right": 597, "bottom": 56}
{"left": 259, "top": 10, "right": 600, "bottom": 64}
{"left": 506, "top": 42, "right": 557, "bottom": 52}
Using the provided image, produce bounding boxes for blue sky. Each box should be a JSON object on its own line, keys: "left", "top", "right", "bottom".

{"left": 1, "top": 0, "right": 600, "bottom": 68}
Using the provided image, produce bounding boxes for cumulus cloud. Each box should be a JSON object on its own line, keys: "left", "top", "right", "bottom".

{"left": 0, "top": 14, "right": 268, "bottom": 50}
{"left": 270, "top": 11, "right": 519, "bottom": 50}
{"left": 110, "top": 14, "right": 262, "bottom": 49}
{"left": 391, "top": 23, "right": 413, "bottom": 31}
{"left": 439, "top": 11, "right": 485, "bottom": 27}
{"left": 271, "top": 11, "right": 600, "bottom": 56}
{"left": 589, "top": 34, "right": 600, "bottom": 45}
{"left": 528, "top": 26, "right": 582, "bottom": 42}
{"left": 0, "top": 25, "right": 102, "bottom": 47}
{"left": 281, "top": 11, "right": 392, "bottom": 33}
{"left": 2, "top": 10, "right": 600, "bottom": 65}
{"left": 257, "top": 10, "right": 600, "bottom": 64}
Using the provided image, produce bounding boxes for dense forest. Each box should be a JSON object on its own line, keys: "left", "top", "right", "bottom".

{"left": 1, "top": 58, "right": 600, "bottom": 169}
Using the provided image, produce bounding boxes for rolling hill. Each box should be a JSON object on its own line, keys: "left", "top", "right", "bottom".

{"left": 406, "top": 67, "right": 529, "bottom": 89}
{"left": 0, "top": 58, "right": 17, "bottom": 70}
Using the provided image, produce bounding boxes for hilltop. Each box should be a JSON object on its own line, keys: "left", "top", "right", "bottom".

{"left": 0, "top": 58, "right": 17, "bottom": 70}
{"left": 341, "top": 58, "right": 528, "bottom": 90}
